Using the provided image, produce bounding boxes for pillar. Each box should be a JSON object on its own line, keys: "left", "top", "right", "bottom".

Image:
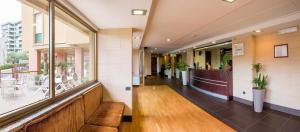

{"left": 75, "top": 47, "right": 83, "bottom": 80}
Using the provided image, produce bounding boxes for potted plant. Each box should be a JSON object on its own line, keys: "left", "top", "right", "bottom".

{"left": 178, "top": 61, "right": 189, "bottom": 85}
{"left": 165, "top": 63, "right": 172, "bottom": 79}
{"left": 175, "top": 63, "right": 180, "bottom": 79}
{"left": 35, "top": 75, "right": 41, "bottom": 85}
{"left": 252, "top": 63, "right": 268, "bottom": 112}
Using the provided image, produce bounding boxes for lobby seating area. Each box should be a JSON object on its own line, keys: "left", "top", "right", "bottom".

{"left": 17, "top": 84, "right": 124, "bottom": 132}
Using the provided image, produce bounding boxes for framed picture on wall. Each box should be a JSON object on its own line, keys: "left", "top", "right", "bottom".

{"left": 274, "top": 44, "right": 288, "bottom": 58}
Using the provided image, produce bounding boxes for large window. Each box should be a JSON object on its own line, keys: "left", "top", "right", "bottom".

{"left": 0, "top": 0, "right": 96, "bottom": 124}
{"left": 0, "top": 0, "right": 49, "bottom": 115}
{"left": 53, "top": 6, "right": 95, "bottom": 95}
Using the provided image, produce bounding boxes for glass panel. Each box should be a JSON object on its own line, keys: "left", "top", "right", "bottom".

{"left": 0, "top": 0, "right": 49, "bottom": 115}
{"left": 54, "top": 6, "right": 95, "bottom": 95}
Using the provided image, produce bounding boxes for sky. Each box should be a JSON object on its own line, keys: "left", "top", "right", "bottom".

{"left": 0, "top": 0, "right": 21, "bottom": 34}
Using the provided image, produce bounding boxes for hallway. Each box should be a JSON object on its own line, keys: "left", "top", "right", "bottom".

{"left": 121, "top": 85, "right": 235, "bottom": 132}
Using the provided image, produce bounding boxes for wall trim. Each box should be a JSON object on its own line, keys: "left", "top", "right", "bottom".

{"left": 233, "top": 96, "right": 300, "bottom": 117}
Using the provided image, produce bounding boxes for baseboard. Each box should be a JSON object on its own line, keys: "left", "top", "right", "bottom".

{"left": 122, "top": 115, "right": 132, "bottom": 122}
{"left": 264, "top": 102, "right": 300, "bottom": 117}
{"left": 233, "top": 96, "right": 300, "bottom": 117}
{"left": 233, "top": 97, "right": 253, "bottom": 106}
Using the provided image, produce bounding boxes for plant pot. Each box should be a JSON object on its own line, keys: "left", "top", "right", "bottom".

{"left": 176, "top": 69, "right": 180, "bottom": 79}
{"left": 253, "top": 88, "right": 266, "bottom": 112}
{"left": 181, "top": 70, "right": 187, "bottom": 85}
{"left": 167, "top": 70, "right": 171, "bottom": 79}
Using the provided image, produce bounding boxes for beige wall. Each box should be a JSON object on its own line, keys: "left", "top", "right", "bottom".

{"left": 233, "top": 30, "right": 300, "bottom": 110}
{"left": 210, "top": 49, "right": 221, "bottom": 69}
{"left": 232, "top": 35, "right": 256, "bottom": 101}
{"left": 132, "top": 49, "right": 140, "bottom": 84}
{"left": 98, "top": 28, "right": 133, "bottom": 115}
{"left": 194, "top": 50, "right": 205, "bottom": 69}
{"left": 186, "top": 48, "right": 194, "bottom": 68}
{"left": 144, "top": 51, "right": 151, "bottom": 76}
{"left": 255, "top": 30, "right": 300, "bottom": 110}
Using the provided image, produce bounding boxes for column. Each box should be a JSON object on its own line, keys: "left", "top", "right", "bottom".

{"left": 75, "top": 47, "right": 83, "bottom": 80}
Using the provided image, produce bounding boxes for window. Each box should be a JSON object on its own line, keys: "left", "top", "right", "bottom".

{"left": 34, "top": 13, "right": 43, "bottom": 44}
{"left": 0, "top": 0, "right": 49, "bottom": 115}
{"left": 54, "top": 6, "right": 96, "bottom": 95}
{"left": 0, "top": 0, "right": 96, "bottom": 124}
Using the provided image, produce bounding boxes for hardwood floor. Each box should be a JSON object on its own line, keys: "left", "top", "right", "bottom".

{"left": 120, "top": 85, "right": 235, "bottom": 132}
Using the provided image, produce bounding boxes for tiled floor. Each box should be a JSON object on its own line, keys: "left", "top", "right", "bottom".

{"left": 145, "top": 75, "right": 300, "bottom": 132}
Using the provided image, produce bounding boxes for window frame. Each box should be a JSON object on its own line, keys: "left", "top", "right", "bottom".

{"left": 0, "top": 0, "right": 98, "bottom": 127}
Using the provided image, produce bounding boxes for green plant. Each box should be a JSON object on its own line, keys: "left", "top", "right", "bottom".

{"left": 0, "top": 63, "right": 14, "bottom": 70}
{"left": 6, "top": 52, "right": 28, "bottom": 64}
{"left": 252, "top": 63, "right": 267, "bottom": 89}
{"left": 177, "top": 61, "right": 189, "bottom": 71}
{"left": 165, "top": 63, "right": 171, "bottom": 70}
{"left": 35, "top": 75, "right": 41, "bottom": 81}
{"left": 221, "top": 54, "right": 231, "bottom": 70}
{"left": 253, "top": 63, "right": 262, "bottom": 74}
{"left": 253, "top": 73, "right": 268, "bottom": 89}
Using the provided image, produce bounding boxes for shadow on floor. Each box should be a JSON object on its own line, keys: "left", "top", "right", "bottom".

{"left": 145, "top": 75, "right": 300, "bottom": 132}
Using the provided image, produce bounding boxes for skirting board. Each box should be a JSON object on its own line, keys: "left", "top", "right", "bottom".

{"left": 190, "top": 85, "right": 228, "bottom": 100}
{"left": 233, "top": 97, "right": 300, "bottom": 117}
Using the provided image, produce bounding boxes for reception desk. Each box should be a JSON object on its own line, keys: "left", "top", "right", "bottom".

{"left": 189, "top": 69, "right": 233, "bottom": 100}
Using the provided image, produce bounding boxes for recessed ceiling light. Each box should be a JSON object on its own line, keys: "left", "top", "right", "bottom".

{"left": 155, "top": 48, "right": 157, "bottom": 50}
{"left": 255, "top": 30, "right": 261, "bottom": 33}
{"left": 132, "top": 9, "right": 147, "bottom": 15}
{"left": 212, "top": 41, "right": 217, "bottom": 44}
{"left": 223, "top": 0, "right": 236, "bottom": 3}
{"left": 166, "top": 38, "right": 171, "bottom": 42}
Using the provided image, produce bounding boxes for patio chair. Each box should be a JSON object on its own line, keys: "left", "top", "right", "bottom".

{"left": 1, "top": 79, "right": 18, "bottom": 97}
{"left": 69, "top": 73, "right": 81, "bottom": 87}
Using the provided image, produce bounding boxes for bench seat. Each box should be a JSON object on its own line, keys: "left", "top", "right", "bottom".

{"left": 87, "top": 102, "right": 125, "bottom": 127}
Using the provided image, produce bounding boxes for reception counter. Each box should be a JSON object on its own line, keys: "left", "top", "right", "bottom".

{"left": 189, "top": 69, "right": 233, "bottom": 100}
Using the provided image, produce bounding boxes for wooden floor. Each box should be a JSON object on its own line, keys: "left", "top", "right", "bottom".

{"left": 120, "top": 85, "right": 235, "bottom": 132}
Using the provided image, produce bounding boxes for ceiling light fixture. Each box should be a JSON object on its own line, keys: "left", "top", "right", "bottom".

{"left": 255, "top": 30, "right": 261, "bottom": 33}
{"left": 155, "top": 48, "right": 157, "bottom": 50}
{"left": 212, "top": 41, "right": 217, "bottom": 44}
{"left": 166, "top": 38, "right": 171, "bottom": 42}
{"left": 222, "top": 0, "right": 236, "bottom": 3}
{"left": 132, "top": 9, "right": 147, "bottom": 15}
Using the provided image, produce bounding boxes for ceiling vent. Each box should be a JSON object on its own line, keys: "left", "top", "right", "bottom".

{"left": 278, "top": 26, "right": 298, "bottom": 35}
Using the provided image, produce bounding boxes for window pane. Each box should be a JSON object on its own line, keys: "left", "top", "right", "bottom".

{"left": 54, "top": 6, "right": 95, "bottom": 95}
{"left": 0, "top": 0, "right": 49, "bottom": 115}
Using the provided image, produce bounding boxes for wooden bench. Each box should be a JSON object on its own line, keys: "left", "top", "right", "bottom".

{"left": 21, "top": 84, "right": 125, "bottom": 132}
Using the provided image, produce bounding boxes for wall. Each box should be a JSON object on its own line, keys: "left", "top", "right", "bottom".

{"left": 98, "top": 28, "right": 133, "bottom": 115}
{"left": 194, "top": 50, "right": 206, "bottom": 69}
{"left": 232, "top": 35, "right": 256, "bottom": 101}
{"left": 233, "top": 30, "right": 300, "bottom": 110}
{"left": 210, "top": 49, "right": 221, "bottom": 69}
{"left": 186, "top": 48, "right": 194, "bottom": 68}
{"left": 132, "top": 49, "right": 140, "bottom": 85}
{"left": 255, "top": 30, "right": 300, "bottom": 110}
{"left": 143, "top": 51, "right": 151, "bottom": 76}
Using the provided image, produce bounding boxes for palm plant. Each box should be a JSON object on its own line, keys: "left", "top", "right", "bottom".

{"left": 253, "top": 73, "right": 267, "bottom": 89}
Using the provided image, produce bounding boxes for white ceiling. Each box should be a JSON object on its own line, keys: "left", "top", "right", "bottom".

{"left": 66, "top": 0, "right": 153, "bottom": 49}
{"left": 143, "top": 0, "right": 300, "bottom": 53}
{"left": 66, "top": 0, "right": 300, "bottom": 53}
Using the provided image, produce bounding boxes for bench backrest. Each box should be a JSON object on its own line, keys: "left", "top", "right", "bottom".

{"left": 82, "top": 85, "right": 103, "bottom": 122}
{"left": 24, "top": 96, "right": 85, "bottom": 132}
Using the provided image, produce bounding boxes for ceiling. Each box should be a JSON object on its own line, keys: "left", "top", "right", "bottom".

{"left": 143, "top": 0, "right": 300, "bottom": 53}
{"left": 66, "top": 0, "right": 300, "bottom": 53}
{"left": 66, "top": 0, "right": 153, "bottom": 49}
